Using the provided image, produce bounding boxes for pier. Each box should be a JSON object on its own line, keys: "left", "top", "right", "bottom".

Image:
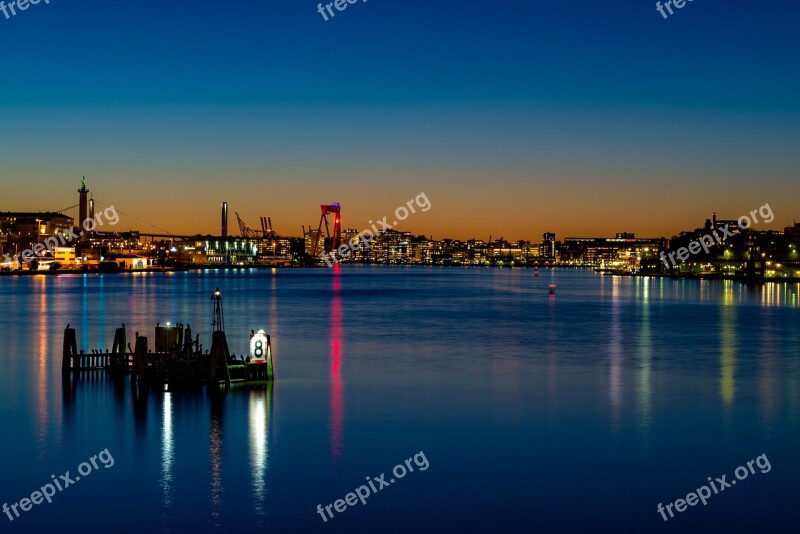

{"left": 61, "top": 288, "right": 274, "bottom": 386}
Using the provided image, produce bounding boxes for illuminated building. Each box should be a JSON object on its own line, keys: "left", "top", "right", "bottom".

{"left": 414, "top": 239, "right": 435, "bottom": 263}
{"left": 540, "top": 232, "right": 557, "bottom": 259}
{"left": 378, "top": 230, "right": 413, "bottom": 263}
{"left": 305, "top": 229, "right": 324, "bottom": 257}
{"left": 560, "top": 235, "right": 666, "bottom": 270}
{"left": 202, "top": 238, "right": 258, "bottom": 265}
{"left": 0, "top": 212, "right": 74, "bottom": 238}
{"left": 54, "top": 247, "right": 77, "bottom": 267}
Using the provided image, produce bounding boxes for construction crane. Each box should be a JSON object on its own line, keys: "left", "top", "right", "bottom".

{"left": 235, "top": 211, "right": 288, "bottom": 258}
{"left": 236, "top": 212, "right": 260, "bottom": 238}
{"left": 236, "top": 212, "right": 285, "bottom": 239}
{"left": 312, "top": 203, "right": 342, "bottom": 257}
{"left": 260, "top": 217, "right": 280, "bottom": 238}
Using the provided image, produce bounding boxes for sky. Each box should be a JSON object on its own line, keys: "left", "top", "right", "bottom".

{"left": 0, "top": 0, "right": 798, "bottom": 240}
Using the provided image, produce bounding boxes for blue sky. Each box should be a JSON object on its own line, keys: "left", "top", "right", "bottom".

{"left": 1, "top": 0, "right": 798, "bottom": 238}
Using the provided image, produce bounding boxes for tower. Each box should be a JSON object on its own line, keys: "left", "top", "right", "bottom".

{"left": 78, "top": 177, "right": 89, "bottom": 241}
{"left": 88, "top": 198, "right": 95, "bottom": 238}
{"left": 221, "top": 202, "right": 229, "bottom": 238}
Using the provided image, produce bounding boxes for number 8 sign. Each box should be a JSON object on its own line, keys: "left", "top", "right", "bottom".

{"left": 250, "top": 330, "right": 270, "bottom": 364}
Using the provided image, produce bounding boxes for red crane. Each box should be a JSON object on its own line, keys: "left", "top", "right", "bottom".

{"left": 312, "top": 203, "right": 342, "bottom": 257}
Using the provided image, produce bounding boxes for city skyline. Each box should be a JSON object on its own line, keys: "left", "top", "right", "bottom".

{"left": 0, "top": 183, "right": 796, "bottom": 243}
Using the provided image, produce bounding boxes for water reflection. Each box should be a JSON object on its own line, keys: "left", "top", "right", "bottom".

{"left": 34, "top": 277, "right": 50, "bottom": 458}
{"left": 608, "top": 277, "right": 623, "bottom": 427}
{"left": 761, "top": 282, "right": 800, "bottom": 307}
{"left": 330, "top": 267, "right": 344, "bottom": 458}
{"left": 758, "top": 310, "right": 779, "bottom": 424}
{"left": 249, "top": 384, "right": 274, "bottom": 523}
{"left": 720, "top": 281, "right": 736, "bottom": 405}
{"left": 209, "top": 388, "right": 226, "bottom": 524}
{"left": 161, "top": 391, "right": 174, "bottom": 521}
{"left": 546, "top": 269, "right": 558, "bottom": 413}
{"left": 636, "top": 278, "right": 652, "bottom": 432}
{"left": 25, "top": 268, "right": 800, "bottom": 531}
{"left": 132, "top": 380, "right": 149, "bottom": 437}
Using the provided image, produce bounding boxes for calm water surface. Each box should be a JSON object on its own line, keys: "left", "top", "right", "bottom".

{"left": 0, "top": 267, "right": 799, "bottom": 533}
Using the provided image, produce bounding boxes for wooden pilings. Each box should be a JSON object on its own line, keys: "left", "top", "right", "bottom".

{"left": 155, "top": 326, "right": 178, "bottom": 353}
{"left": 209, "top": 331, "right": 232, "bottom": 384}
{"left": 62, "top": 327, "right": 77, "bottom": 373}
{"left": 62, "top": 327, "right": 113, "bottom": 371}
{"left": 62, "top": 323, "right": 272, "bottom": 386}
{"left": 110, "top": 327, "right": 127, "bottom": 374}
{"left": 133, "top": 336, "right": 148, "bottom": 380}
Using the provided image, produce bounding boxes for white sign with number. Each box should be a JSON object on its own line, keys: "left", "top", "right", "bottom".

{"left": 250, "top": 330, "right": 269, "bottom": 364}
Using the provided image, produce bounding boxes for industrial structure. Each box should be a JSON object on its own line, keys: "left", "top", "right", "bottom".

{"left": 311, "top": 203, "right": 342, "bottom": 258}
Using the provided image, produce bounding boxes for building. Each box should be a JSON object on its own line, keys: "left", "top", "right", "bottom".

{"left": 0, "top": 212, "right": 75, "bottom": 240}
{"left": 255, "top": 236, "right": 292, "bottom": 262}
{"left": 560, "top": 234, "right": 666, "bottom": 270}
{"left": 414, "top": 239, "right": 435, "bottom": 264}
{"left": 336, "top": 228, "right": 362, "bottom": 262}
{"left": 54, "top": 247, "right": 77, "bottom": 268}
{"left": 201, "top": 238, "right": 258, "bottom": 265}
{"left": 111, "top": 255, "right": 152, "bottom": 270}
{"left": 305, "top": 229, "right": 324, "bottom": 258}
{"left": 0, "top": 212, "right": 76, "bottom": 264}
{"left": 540, "top": 232, "right": 557, "bottom": 259}
{"left": 466, "top": 239, "right": 489, "bottom": 264}
{"left": 377, "top": 230, "right": 413, "bottom": 263}
{"left": 786, "top": 222, "right": 800, "bottom": 245}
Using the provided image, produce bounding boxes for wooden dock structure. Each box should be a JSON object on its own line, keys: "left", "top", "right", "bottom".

{"left": 61, "top": 288, "right": 274, "bottom": 386}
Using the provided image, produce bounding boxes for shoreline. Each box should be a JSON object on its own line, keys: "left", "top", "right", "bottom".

{"left": 1, "top": 263, "right": 798, "bottom": 283}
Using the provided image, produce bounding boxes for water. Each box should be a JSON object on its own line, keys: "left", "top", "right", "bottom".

{"left": 0, "top": 267, "right": 799, "bottom": 533}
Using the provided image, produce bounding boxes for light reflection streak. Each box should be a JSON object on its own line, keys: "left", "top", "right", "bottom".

{"left": 758, "top": 312, "right": 779, "bottom": 424}
{"left": 34, "top": 276, "right": 50, "bottom": 458}
{"left": 209, "top": 392, "right": 224, "bottom": 523}
{"left": 760, "top": 282, "right": 800, "bottom": 308}
{"left": 249, "top": 384, "right": 273, "bottom": 521}
{"left": 720, "top": 281, "right": 736, "bottom": 405}
{"left": 546, "top": 270, "right": 558, "bottom": 411}
{"left": 330, "top": 267, "right": 344, "bottom": 458}
{"left": 637, "top": 278, "right": 651, "bottom": 432}
{"left": 161, "top": 392, "right": 174, "bottom": 515}
{"left": 609, "top": 276, "right": 623, "bottom": 427}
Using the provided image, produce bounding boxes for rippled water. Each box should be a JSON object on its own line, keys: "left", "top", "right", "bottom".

{"left": 0, "top": 267, "right": 798, "bottom": 533}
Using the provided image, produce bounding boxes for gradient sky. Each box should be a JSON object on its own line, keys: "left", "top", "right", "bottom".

{"left": 1, "top": 0, "right": 798, "bottom": 240}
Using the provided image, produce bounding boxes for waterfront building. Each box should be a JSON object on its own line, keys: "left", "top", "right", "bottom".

{"left": 540, "top": 232, "right": 557, "bottom": 260}
{"left": 0, "top": 212, "right": 74, "bottom": 240}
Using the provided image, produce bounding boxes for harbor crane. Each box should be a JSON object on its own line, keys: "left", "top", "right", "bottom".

{"left": 312, "top": 203, "right": 342, "bottom": 257}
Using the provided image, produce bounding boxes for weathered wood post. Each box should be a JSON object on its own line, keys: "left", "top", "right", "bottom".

{"left": 62, "top": 326, "right": 78, "bottom": 374}
{"left": 209, "top": 331, "right": 231, "bottom": 384}
{"left": 183, "top": 325, "right": 193, "bottom": 357}
{"left": 111, "top": 327, "right": 127, "bottom": 374}
{"left": 155, "top": 326, "right": 167, "bottom": 352}
{"left": 133, "top": 336, "right": 148, "bottom": 381}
